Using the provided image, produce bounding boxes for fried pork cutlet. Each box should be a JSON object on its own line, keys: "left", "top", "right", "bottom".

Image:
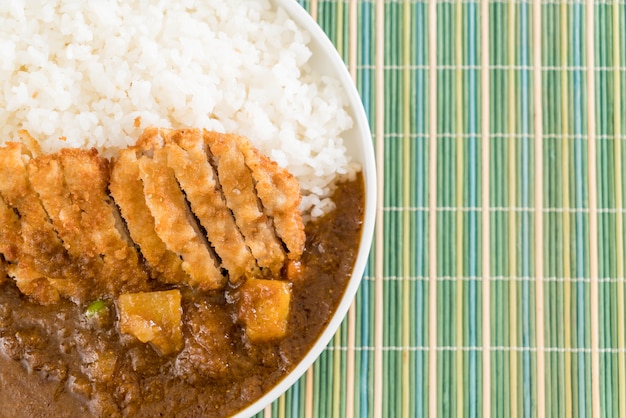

{"left": 3, "top": 127, "right": 306, "bottom": 306}
{"left": 110, "top": 148, "right": 189, "bottom": 286}
{"left": 0, "top": 143, "right": 79, "bottom": 303}
{"left": 0, "top": 144, "right": 70, "bottom": 275}
{"left": 232, "top": 134, "right": 305, "bottom": 260}
{"left": 28, "top": 153, "right": 107, "bottom": 301}
{"left": 29, "top": 150, "right": 147, "bottom": 301}
{"left": 137, "top": 145, "right": 225, "bottom": 291}
{"left": 0, "top": 202, "right": 58, "bottom": 302}
{"left": 0, "top": 192, "right": 61, "bottom": 304}
{"left": 161, "top": 128, "right": 258, "bottom": 283}
{"left": 205, "top": 131, "right": 286, "bottom": 276}
{"left": 58, "top": 149, "right": 148, "bottom": 294}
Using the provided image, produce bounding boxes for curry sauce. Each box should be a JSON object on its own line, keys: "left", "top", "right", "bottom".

{"left": 0, "top": 175, "right": 364, "bottom": 417}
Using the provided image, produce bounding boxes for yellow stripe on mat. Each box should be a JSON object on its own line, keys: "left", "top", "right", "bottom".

{"left": 614, "top": 1, "right": 626, "bottom": 416}
{"left": 310, "top": 0, "right": 318, "bottom": 22}
{"left": 333, "top": 4, "right": 345, "bottom": 416}
{"left": 532, "top": 0, "right": 545, "bottom": 416}
{"left": 559, "top": 4, "right": 573, "bottom": 418}
{"left": 586, "top": 1, "right": 600, "bottom": 417}
{"left": 278, "top": 393, "right": 285, "bottom": 418}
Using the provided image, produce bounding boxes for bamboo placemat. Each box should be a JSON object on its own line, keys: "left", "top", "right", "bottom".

{"left": 257, "top": 1, "right": 626, "bottom": 417}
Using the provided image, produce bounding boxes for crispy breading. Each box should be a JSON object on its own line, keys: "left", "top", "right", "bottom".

{"left": 138, "top": 147, "right": 225, "bottom": 291}
{"left": 162, "top": 128, "right": 258, "bottom": 283}
{"left": 0, "top": 143, "right": 77, "bottom": 303}
{"left": 28, "top": 150, "right": 148, "bottom": 300}
{"left": 0, "top": 144, "right": 72, "bottom": 276}
{"left": 28, "top": 153, "right": 105, "bottom": 301}
{"left": 204, "top": 131, "right": 286, "bottom": 276}
{"left": 0, "top": 193, "right": 61, "bottom": 304}
{"left": 58, "top": 148, "right": 148, "bottom": 294}
{"left": 17, "top": 130, "right": 42, "bottom": 157}
{"left": 110, "top": 148, "right": 189, "bottom": 285}
{"left": 4, "top": 127, "right": 306, "bottom": 304}
{"left": 232, "top": 134, "right": 305, "bottom": 260}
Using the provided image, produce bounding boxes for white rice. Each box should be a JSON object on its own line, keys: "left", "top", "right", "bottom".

{"left": 0, "top": 0, "right": 357, "bottom": 219}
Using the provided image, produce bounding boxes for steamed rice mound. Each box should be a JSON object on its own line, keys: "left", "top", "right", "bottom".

{"left": 0, "top": 0, "right": 357, "bottom": 219}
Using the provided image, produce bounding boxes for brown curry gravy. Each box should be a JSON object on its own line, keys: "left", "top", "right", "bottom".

{"left": 0, "top": 174, "right": 364, "bottom": 417}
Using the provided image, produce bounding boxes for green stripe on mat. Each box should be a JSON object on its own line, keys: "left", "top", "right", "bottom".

{"left": 255, "top": 1, "right": 626, "bottom": 417}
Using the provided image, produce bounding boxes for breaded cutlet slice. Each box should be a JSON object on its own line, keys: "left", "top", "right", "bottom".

{"left": 204, "top": 131, "right": 286, "bottom": 277}
{"left": 110, "top": 147, "right": 189, "bottom": 286}
{"left": 0, "top": 144, "right": 75, "bottom": 278}
{"left": 137, "top": 142, "right": 225, "bottom": 291}
{"left": 0, "top": 190, "right": 61, "bottom": 304}
{"left": 28, "top": 153, "right": 107, "bottom": 301}
{"left": 162, "top": 128, "right": 258, "bottom": 284}
{"left": 0, "top": 143, "right": 84, "bottom": 303}
{"left": 29, "top": 150, "right": 147, "bottom": 300}
{"left": 232, "top": 134, "right": 305, "bottom": 260}
{"left": 58, "top": 148, "right": 148, "bottom": 295}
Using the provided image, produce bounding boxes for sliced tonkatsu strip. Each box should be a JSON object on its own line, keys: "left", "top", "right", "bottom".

{"left": 0, "top": 143, "right": 83, "bottom": 303}
{"left": 0, "top": 200, "right": 51, "bottom": 301}
{"left": 162, "top": 128, "right": 258, "bottom": 283}
{"left": 137, "top": 144, "right": 225, "bottom": 291}
{"left": 110, "top": 147, "right": 189, "bottom": 286}
{"left": 57, "top": 148, "right": 148, "bottom": 294}
{"left": 2, "top": 127, "right": 306, "bottom": 304}
{"left": 0, "top": 143, "right": 73, "bottom": 278}
{"left": 0, "top": 189, "right": 61, "bottom": 304}
{"left": 232, "top": 134, "right": 305, "bottom": 260}
{"left": 204, "top": 131, "right": 286, "bottom": 276}
{"left": 28, "top": 153, "right": 107, "bottom": 301}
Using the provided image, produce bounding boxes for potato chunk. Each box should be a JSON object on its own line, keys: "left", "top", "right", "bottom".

{"left": 237, "top": 278, "right": 292, "bottom": 342}
{"left": 117, "top": 290, "right": 183, "bottom": 355}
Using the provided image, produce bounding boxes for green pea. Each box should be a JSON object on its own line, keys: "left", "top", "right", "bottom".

{"left": 85, "top": 300, "right": 107, "bottom": 318}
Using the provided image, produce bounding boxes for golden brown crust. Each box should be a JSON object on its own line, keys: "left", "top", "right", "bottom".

{"left": 28, "top": 153, "right": 106, "bottom": 302}
{"left": 138, "top": 147, "right": 225, "bottom": 291}
{"left": 3, "top": 127, "right": 305, "bottom": 304}
{"left": 110, "top": 148, "right": 189, "bottom": 285}
{"left": 57, "top": 148, "right": 149, "bottom": 295}
{"left": 0, "top": 143, "right": 70, "bottom": 303}
{"left": 161, "top": 128, "right": 258, "bottom": 283}
{"left": 232, "top": 134, "right": 305, "bottom": 260}
{"left": 204, "top": 131, "right": 286, "bottom": 276}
